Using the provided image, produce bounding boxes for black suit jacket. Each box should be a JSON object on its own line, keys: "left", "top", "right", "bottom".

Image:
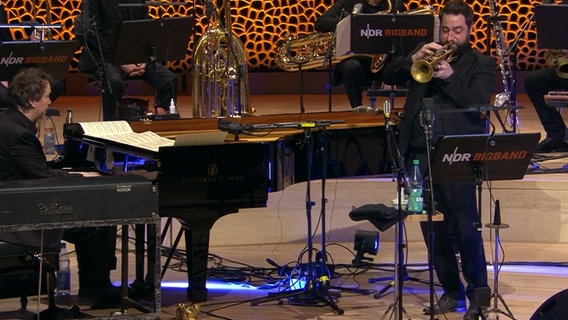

{"left": 382, "top": 44, "right": 495, "bottom": 156}
{"left": 0, "top": 108, "right": 66, "bottom": 248}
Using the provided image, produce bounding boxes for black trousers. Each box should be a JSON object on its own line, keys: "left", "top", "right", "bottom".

{"left": 62, "top": 226, "right": 117, "bottom": 292}
{"left": 335, "top": 57, "right": 383, "bottom": 108}
{"left": 524, "top": 66, "right": 568, "bottom": 142}
{"left": 420, "top": 181, "right": 488, "bottom": 303}
{"left": 97, "top": 63, "right": 177, "bottom": 121}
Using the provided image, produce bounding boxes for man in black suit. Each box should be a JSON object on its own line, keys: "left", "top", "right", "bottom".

{"left": 0, "top": 68, "right": 120, "bottom": 309}
{"left": 0, "top": 2, "right": 65, "bottom": 108}
{"left": 77, "top": 0, "right": 177, "bottom": 120}
{"left": 383, "top": 0, "right": 493, "bottom": 319}
{"left": 314, "top": 0, "right": 404, "bottom": 109}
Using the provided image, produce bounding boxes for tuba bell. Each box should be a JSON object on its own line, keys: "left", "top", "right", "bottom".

{"left": 410, "top": 41, "right": 457, "bottom": 83}
{"left": 192, "top": 0, "right": 251, "bottom": 118}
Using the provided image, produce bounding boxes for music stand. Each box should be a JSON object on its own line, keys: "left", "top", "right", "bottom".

{"left": 431, "top": 133, "right": 540, "bottom": 183}
{"left": 110, "top": 16, "right": 194, "bottom": 65}
{"left": 535, "top": 5, "right": 568, "bottom": 50}
{"left": 432, "top": 132, "right": 540, "bottom": 318}
{"left": 335, "top": 13, "right": 436, "bottom": 58}
{"left": 108, "top": 16, "right": 193, "bottom": 116}
{"left": 0, "top": 40, "right": 77, "bottom": 81}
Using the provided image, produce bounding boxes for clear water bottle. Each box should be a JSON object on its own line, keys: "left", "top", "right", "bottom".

{"left": 44, "top": 117, "right": 56, "bottom": 155}
{"left": 408, "top": 159, "right": 424, "bottom": 214}
{"left": 56, "top": 243, "right": 71, "bottom": 297}
{"left": 169, "top": 98, "right": 177, "bottom": 114}
{"left": 65, "top": 108, "right": 73, "bottom": 124}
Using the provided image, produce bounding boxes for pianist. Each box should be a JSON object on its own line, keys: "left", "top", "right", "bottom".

{"left": 0, "top": 67, "right": 121, "bottom": 309}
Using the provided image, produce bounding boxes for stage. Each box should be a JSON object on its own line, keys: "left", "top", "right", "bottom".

{"left": 2, "top": 92, "right": 568, "bottom": 319}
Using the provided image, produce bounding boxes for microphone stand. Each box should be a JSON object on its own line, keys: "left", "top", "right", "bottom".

{"left": 421, "top": 101, "right": 437, "bottom": 320}
{"left": 250, "top": 121, "right": 343, "bottom": 315}
{"left": 381, "top": 105, "right": 411, "bottom": 320}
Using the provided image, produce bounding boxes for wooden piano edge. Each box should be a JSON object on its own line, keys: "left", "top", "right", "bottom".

{"left": 129, "top": 110, "right": 391, "bottom": 139}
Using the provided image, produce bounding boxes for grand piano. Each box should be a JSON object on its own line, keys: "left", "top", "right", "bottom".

{"left": 62, "top": 110, "right": 387, "bottom": 303}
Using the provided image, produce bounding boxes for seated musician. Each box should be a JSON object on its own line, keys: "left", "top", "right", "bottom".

{"left": 0, "top": 67, "right": 121, "bottom": 309}
{"left": 0, "top": 2, "right": 65, "bottom": 108}
{"left": 314, "top": 0, "right": 405, "bottom": 109}
{"left": 77, "top": 0, "right": 177, "bottom": 121}
{"left": 524, "top": 3, "right": 568, "bottom": 153}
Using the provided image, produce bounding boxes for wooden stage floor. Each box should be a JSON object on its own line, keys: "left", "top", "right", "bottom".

{"left": 1, "top": 93, "right": 568, "bottom": 319}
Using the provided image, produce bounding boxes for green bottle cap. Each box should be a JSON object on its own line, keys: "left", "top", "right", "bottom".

{"left": 412, "top": 159, "right": 419, "bottom": 165}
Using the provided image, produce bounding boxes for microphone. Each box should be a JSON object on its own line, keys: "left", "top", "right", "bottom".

{"left": 421, "top": 97, "right": 435, "bottom": 126}
{"left": 81, "top": 0, "right": 90, "bottom": 36}
{"left": 205, "top": 0, "right": 216, "bottom": 18}
{"left": 493, "top": 200, "right": 502, "bottom": 226}
{"left": 352, "top": 3, "right": 363, "bottom": 15}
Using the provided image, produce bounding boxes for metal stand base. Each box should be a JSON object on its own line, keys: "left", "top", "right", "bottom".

{"left": 484, "top": 222, "right": 516, "bottom": 320}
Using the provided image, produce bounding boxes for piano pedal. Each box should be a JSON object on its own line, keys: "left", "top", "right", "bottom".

{"left": 176, "top": 302, "right": 201, "bottom": 320}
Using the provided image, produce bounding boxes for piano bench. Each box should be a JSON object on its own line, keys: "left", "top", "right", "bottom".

{"left": 544, "top": 91, "right": 568, "bottom": 110}
{"left": 0, "top": 242, "right": 58, "bottom": 310}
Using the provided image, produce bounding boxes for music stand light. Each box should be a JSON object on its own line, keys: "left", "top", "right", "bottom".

{"left": 352, "top": 230, "right": 379, "bottom": 265}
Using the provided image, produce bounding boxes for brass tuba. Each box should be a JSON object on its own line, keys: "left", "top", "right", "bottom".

{"left": 274, "top": 5, "right": 435, "bottom": 73}
{"left": 192, "top": 0, "right": 251, "bottom": 118}
{"left": 410, "top": 41, "right": 457, "bottom": 83}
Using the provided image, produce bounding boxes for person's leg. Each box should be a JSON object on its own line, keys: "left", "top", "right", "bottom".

{"left": 524, "top": 67, "right": 568, "bottom": 150}
{"left": 49, "top": 79, "right": 65, "bottom": 102}
{"left": 337, "top": 58, "right": 369, "bottom": 108}
{"left": 62, "top": 226, "right": 119, "bottom": 308}
{"left": 446, "top": 181, "right": 488, "bottom": 309}
{"left": 101, "top": 64, "right": 126, "bottom": 121}
{"left": 143, "top": 63, "right": 177, "bottom": 111}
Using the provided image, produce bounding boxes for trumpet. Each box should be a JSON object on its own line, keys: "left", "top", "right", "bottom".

{"left": 410, "top": 42, "right": 457, "bottom": 83}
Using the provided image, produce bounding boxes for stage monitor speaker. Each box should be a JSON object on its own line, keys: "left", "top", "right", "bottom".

{"left": 530, "top": 289, "right": 568, "bottom": 320}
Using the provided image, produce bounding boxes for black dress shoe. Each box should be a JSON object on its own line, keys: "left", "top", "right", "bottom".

{"left": 536, "top": 138, "right": 568, "bottom": 153}
{"left": 78, "top": 284, "right": 122, "bottom": 310}
{"left": 463, "top": 304, "right": 486, "bottom": 320}
{"left": 423, "top": 295, "right": 467, "bottom": 315}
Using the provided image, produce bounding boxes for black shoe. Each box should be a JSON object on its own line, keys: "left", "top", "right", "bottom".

{"left": 463, "top": 304, "right": 485, "bottom": 320}
{"left": 78, "top": 284, "right": 122, "bottom": 310}
{"left": 536, "top": 138, "right": 568, "bottom": 153}
{"left": 423, "top": 295, "right": 466, "bottom": 315}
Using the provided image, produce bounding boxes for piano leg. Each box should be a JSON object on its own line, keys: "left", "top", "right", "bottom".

{"left": 183, "top": 227, "right": 210, "bottom": 303}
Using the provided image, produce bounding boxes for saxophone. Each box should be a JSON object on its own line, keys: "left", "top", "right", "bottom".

{"left": 545, "top": 49, "right": 568, "bottom": 79}
{"left": 192, "top": 0, "right": 251, "bottom": 118}
{"left": 274, "top": 5, "right": 435, "bottom": 73}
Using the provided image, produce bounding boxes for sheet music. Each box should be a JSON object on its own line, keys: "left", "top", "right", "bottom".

{"left": 78, "top": 121, "right": 174, "bottom": 152}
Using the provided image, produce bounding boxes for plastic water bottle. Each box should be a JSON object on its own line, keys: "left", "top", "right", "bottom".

{"left": 56, "top": 243, "right": 71, "bottom": 297}
{"left": 169, "top": 98, "right": 177, "bottom": 114}
{"left": 44, "top": 118, "right": 56, "bottom": 155}
{"left": 408, "top": 159, "right": 424, "bottom": 214}
{"left": 65, "top": 108, "right": 73, "bottom": 124}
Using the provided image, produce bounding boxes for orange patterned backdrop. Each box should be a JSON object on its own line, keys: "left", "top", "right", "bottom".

{"left": 2, "top": 0, "right": 553, "bottom": 74}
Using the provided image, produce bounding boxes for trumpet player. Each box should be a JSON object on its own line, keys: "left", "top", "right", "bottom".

{"left": 524, "top": 1, "right": 568, "bottom": 153}
{"left": 383, "top": 0, "right": 494, "bottom": 319}
{"left": 314, "top": 0, "right": 404, "bottom": 109}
